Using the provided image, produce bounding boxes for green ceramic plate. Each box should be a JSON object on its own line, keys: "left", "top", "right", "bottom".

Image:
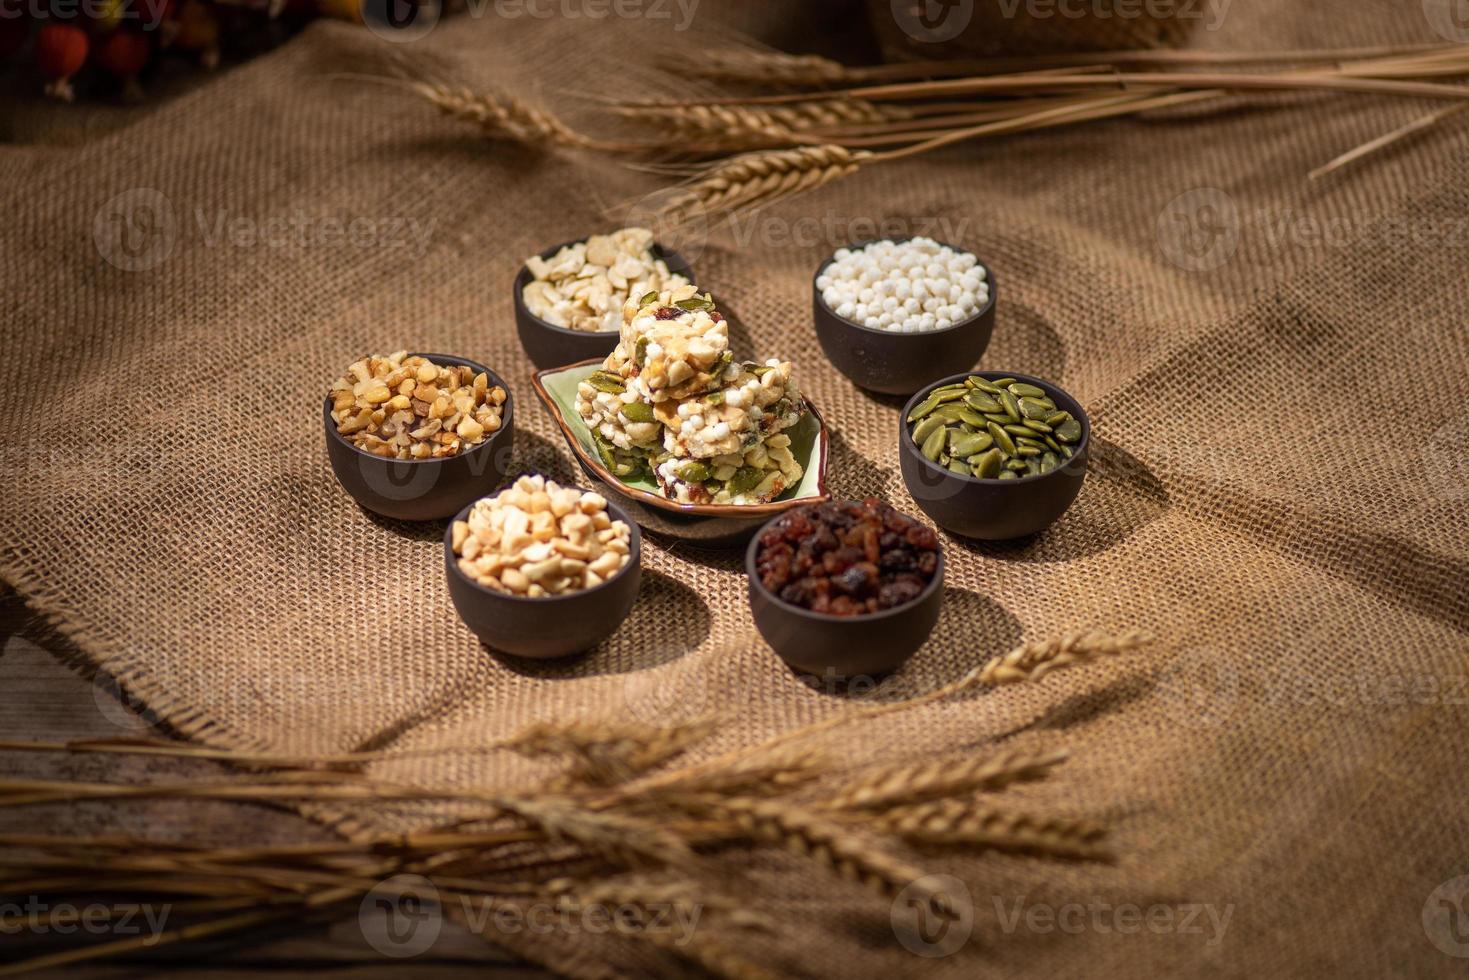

{"left": 532, "top": 358, "right": 830, "bottom": 520}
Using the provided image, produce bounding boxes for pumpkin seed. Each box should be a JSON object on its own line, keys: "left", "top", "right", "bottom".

{"left": 971, "top": 448, "right": 1004, "bottom": 479}
{"left": 589, "top": 374, "right": 626, "bottom": 395}
{"left": 986, "top": 421, "right": 1018, "bottom": 456}
{"left": 728, "top": 466, "right": 763, "bottom": 495}
{"left": 908, "top": 374, "right": 1083, "bottom": 481}
{"left": 675, "top": 295, "right": 714, "bottom": 312}
{"left": 621, "top": 401, "right": 655, "bottom": 423}
{"left": 676, "top": 461, "right": 710, "bottom": 483}
{"left": 907, "top": 395, "right": 941, "bottom": 422}
{"left": 912, "top": 416, "right": 945, "bottom": 446}
{"left": 1019, "top": 397, "right": 1052, "bottom": 420}
{"left": 1055, "top": 419, "right": 1083, "bottom": 443}
{"left": 706, "top": 390, "right": 725, "bottom": 406}
{"left": 639, "top": 290, "right": 659, "bottom": 305}
{"left": 965, "top": 392, "right": 1002, "bottom": 413}
{"left": 999, "top": 390, "right": 1022, "bottom": 423}
{"left": 949, "top": 432, "right": 990, "bottom": 457}
{"left": 921, "top": 426, "right": 948, "bottom": 461}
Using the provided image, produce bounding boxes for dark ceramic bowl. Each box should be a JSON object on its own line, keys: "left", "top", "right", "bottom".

{"left": 746, "top": 507, "right": 945, "bottom": 677}
{"left": 813, "top": 240, "right": 996, "bottom": 397}
{"left": 531, "top": 359, "right": 831, "bottom": 548}
{"left": 324, "top": 354, "right": 515, "bottom": 522}
{"left": 513, "top": 237, "right": 695, "bottom": 370}
{"left": 898, "top": 370, "right": 1089, "bottom": 540}
{"left": 444, "top": 488, "right": 642, "bottom": 658}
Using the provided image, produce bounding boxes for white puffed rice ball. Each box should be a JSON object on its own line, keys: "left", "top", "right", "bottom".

{"left": 819, "top": 237, "right": 989, "bottom": 334}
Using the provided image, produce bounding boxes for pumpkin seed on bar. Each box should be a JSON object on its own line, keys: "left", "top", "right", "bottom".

{"left": 620, "top": 401, "right": 655, "bottom": 423}
{"left": 676, "top": 461, "right": 710, "bottom": 482}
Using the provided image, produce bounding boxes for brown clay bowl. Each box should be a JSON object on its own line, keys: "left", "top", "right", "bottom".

{"left": 443, "top": 488, "right": 642, "bottom": 659}
{"left": 513, "top": 237, "right": 695, "bottom": 370}
{"left": 898, "top": 370, "right": 1089, "bottom": 540}
{"left": 812, "top": 240, "right": 996, "bottom": 396}
{"left": 745, "top": 505, "right": 946, "bottom": 678}
{"left": 324, "top": 354, "right": 514, "bottom": 522}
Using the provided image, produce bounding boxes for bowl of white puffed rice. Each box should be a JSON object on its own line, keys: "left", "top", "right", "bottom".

{"left": 514, "top": 228, "right": 695, "bottom": 370}
{"left": 812, "top": 237, "right": 996, "bottom": 396}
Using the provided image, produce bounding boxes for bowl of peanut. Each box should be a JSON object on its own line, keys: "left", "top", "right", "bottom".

{"left": 324, "top": 352, "right": 514, "bottom": 522}
{"left": 444, "top": 474, "right": 642, "bottom": 659}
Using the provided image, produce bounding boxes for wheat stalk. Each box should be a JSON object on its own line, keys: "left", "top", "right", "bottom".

{"left": 980, "top": 629, "right": 1155, "bottom": 686}
{"left": 507, "top": 715, "right": 716, "bottom": 786}
{"left": 651, "top": 144, "right": 872, "bottom": 225}
{"left": 703, "top": 797, "right": 951, "bottom": 912}
{"left": 874, "top": 799, "right": 1112, "bottom": 861}
{"left": 414, "top": 82, "right": 616, "bottom": 150}
{"left": 825, "top": 749, "right": 1071, "bottom": 811}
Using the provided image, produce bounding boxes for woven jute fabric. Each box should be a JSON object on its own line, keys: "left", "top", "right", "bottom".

{"left": 4, "top": 1, "right": 1469, "bottom": 976}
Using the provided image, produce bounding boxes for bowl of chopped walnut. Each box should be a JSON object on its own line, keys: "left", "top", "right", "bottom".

{"left": 514, "top": 228, "right": 695, "bottom": 370}
{"left": 324, "top": 352, "right": 514, "bottom": 522}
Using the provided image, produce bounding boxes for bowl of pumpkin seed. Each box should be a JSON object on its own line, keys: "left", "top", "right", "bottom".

{"left": 898, "top": 371, "right": 1089, "bottom": 540}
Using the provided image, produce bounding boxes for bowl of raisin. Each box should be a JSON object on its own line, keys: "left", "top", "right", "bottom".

{"left": 746, "top": 498, "right": 944, "bottom": 677}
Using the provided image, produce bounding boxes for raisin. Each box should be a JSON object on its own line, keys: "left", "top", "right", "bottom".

{"left": 654, "top": 306, "right": 682, "bottom": 320}
{"left": 755, "top": 500, "right": 939, "bottom": 617}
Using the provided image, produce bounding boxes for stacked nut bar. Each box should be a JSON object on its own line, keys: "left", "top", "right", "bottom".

{"left": 575, "top": 284, "right": 805, "bottom": 505}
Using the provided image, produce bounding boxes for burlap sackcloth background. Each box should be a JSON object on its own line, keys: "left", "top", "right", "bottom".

{"left": 4, "top": 0, "right": 1469, "bottom": 976}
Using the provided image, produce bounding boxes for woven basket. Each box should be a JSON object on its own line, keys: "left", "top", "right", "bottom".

{"left": 870, "top": 0, "right": 1196, "bottom": 58}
